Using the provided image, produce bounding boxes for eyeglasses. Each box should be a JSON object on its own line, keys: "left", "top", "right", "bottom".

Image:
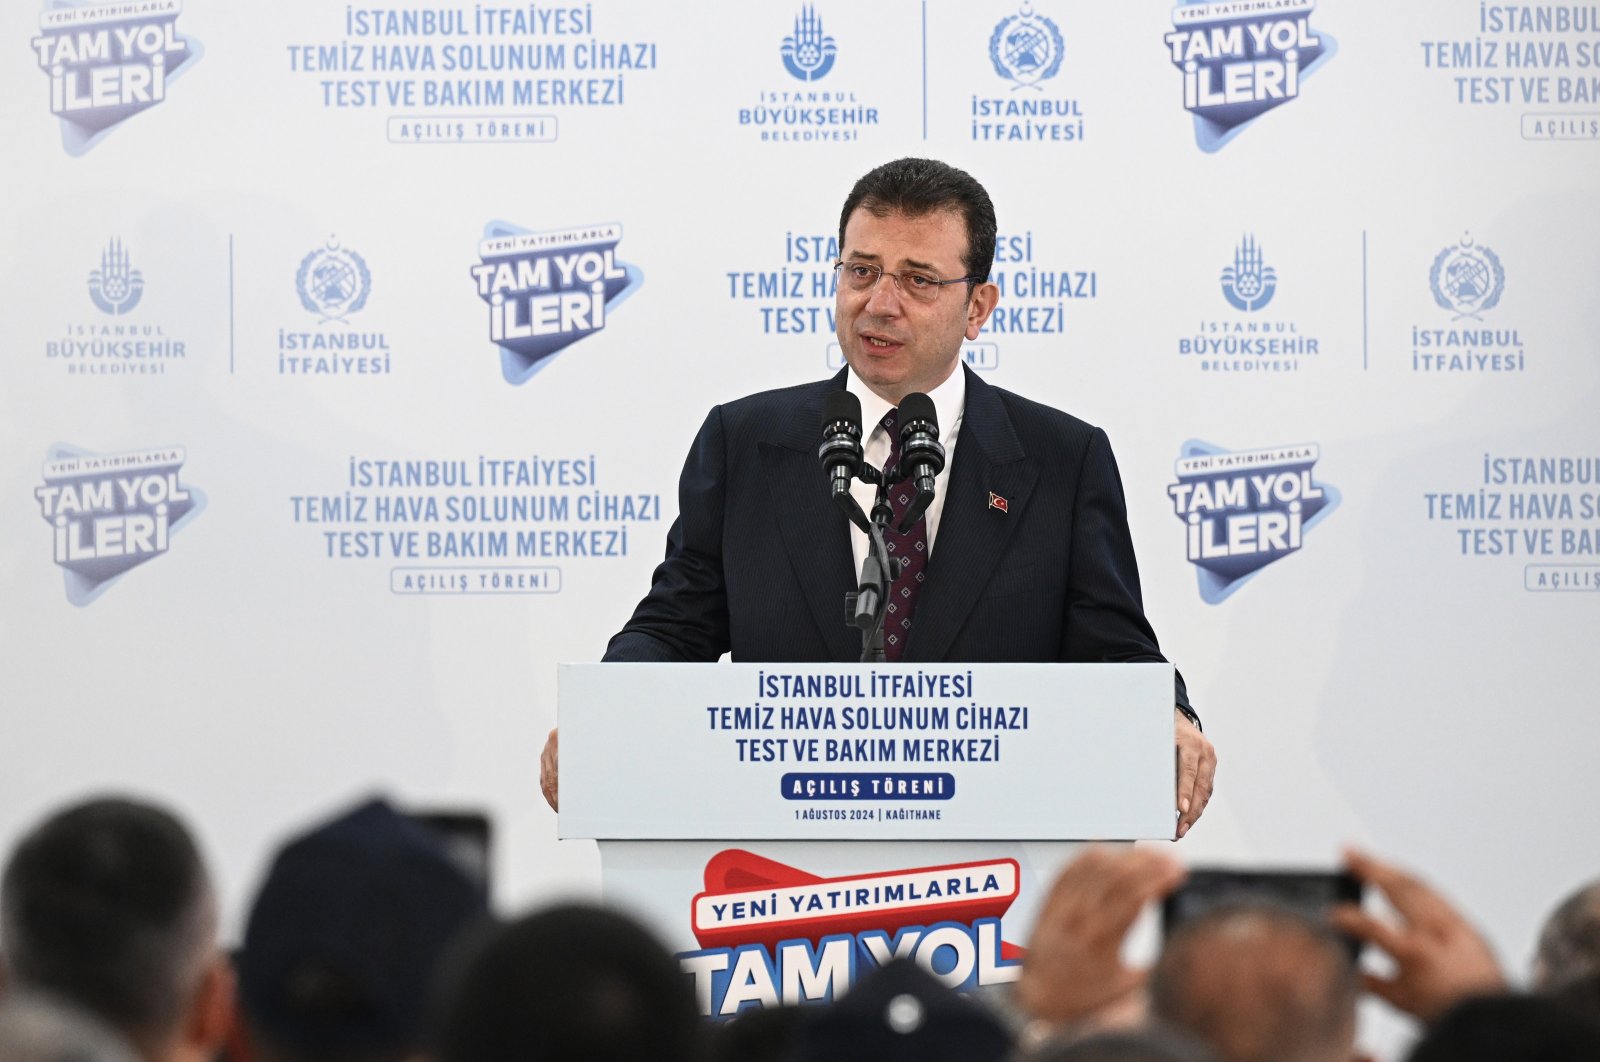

{"left": 833, "top": 260, "right": 979, "bottom": 304}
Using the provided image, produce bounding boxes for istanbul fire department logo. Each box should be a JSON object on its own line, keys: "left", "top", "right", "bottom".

{"left": 989, "top": 3, "right": 1064, "bottom": 88}
{"left": 1430, "top": 234, "right": 1505, "bottom": 320}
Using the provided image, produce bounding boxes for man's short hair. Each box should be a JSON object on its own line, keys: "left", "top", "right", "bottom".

{"left": 432, "top": 903, "right": 700, "bottom": 1062}
{"left": 1148, "top": 902, "right": 1357, "bottom": 1062}
{"left": 0, "top": 798, "right": 214, "bottom": 1047}
{"left": 1536, "top": 879, "right": 1600, "bottom": 992}
{"left": 838, "top": 158, "right": 998, "bottom": 285}
{"left": 238, "top": 798, "right": 488, "bottom": 1062}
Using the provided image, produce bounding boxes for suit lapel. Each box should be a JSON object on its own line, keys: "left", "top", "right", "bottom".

{"left": 906, "top": 369, "right": 1037, "bottom": 661}
{"left": 758, "top": 373, "right": 860, "bottom": 661}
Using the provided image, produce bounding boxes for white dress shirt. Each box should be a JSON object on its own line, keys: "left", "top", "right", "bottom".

{"left": 845, "top": 364, "right": 967, "bottom": 574}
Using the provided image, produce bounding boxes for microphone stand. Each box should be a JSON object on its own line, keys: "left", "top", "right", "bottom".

{"left": 841, "top": 464, "right": 906, "bottom": 664}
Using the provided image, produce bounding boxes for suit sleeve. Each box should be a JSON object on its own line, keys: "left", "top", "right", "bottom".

{"left": 1060, "top": 427, "right": 1194, "bottom": 714}
{"left": 602, "top": 406, "right": 732, "bottom": 662}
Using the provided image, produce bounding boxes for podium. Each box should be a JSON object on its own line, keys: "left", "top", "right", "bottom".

{"left": 559, "top": 661, "right": 1175, "bottom": 1017}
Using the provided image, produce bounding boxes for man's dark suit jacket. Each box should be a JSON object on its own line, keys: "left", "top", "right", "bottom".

{"left": 605, "top": 366, "right": 1190, "bottom": 710}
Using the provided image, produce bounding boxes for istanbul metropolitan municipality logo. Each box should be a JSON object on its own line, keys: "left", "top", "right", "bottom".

{"left": 1178, "top": 232, "right": 1318, "bottom": 373}
{"left": 1430, "top": 233, "right": 1505, "bottom": 320}
{"left": 297, "top": 238, "right": 371, "bottom": 323}
{"left": 49, "top": 239, "right": 189, "bottom": 377}
{"left": 989, "top": 3, "right": 1064, "bottom": 89}
{"left": 1221, "top": 234, "right": 1276, "bottom": 312}
{"left": 1163, "top": 0, "right": 1335, "bottom": 152}
{"left": 88, "top": 238, "right": 143, "bottom": 315}
{"left": 782, "top": 6, "right": 836, "bottom": 81}
{"left": 34, "top": 443, "right": 205, "bottom": 606}
{"left": 30, "top": 0, "right": 203, "bottom": 155}
{"left": 470, "top": 220, "right": 643, "bottom": 385}
{"left": 1168, "top": 441, "right": 1339, "bottom": 603}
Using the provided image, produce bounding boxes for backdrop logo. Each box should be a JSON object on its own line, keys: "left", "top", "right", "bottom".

{"left": 677, "top": 849, "right": 1022, "bottom": 1017}
{"left": 1412, "top": 231, "right": 1524, "bottom": 373}
{"left": 88, "top": 238, "right": 143, "bottom": 314}
{"left": 1163, "top": 0, "right": 1335, "bottom": 152}
{"left": 971, "top": 3, "right": 1082, "bottom": 142}
{"left": 1220, "top": 234, "right": 1276, "bottom": 311}
{"left": 990, "top": 3, "right": 1064, "bottom": 88}
{"left": 279, "top": 236, "right": 391, "bottom": 376}
{"left": 470, "top": 220, "right": 643, "bottom": 385}
{"left": 739, "top": 8, "right": 878, "bottom": 143}
{"left": 48, "top": 239, "right": 188, "bottom": 377}
{"left": 782, "top": 6, "right": 836, "bottom": 81}
{"left": 34, "top": 443, "right": 205, "bottom": 606}
{"left": 297, "top": 239, "right": 370, "bottom": 322}
{"left": 1167, "top": 440, "right": 1339, "bottom": 603}
{"left": 30, "top": 0, "right": 202, "bottom": 155}
{"left": 1178, "top": 232, "right": 1319, "bottom": 373}
{"left": 1430, "top": 233, "right": 1505, "bottom": 320}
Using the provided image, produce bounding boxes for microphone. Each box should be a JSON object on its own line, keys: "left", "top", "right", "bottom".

{"left": 894, "top": 392, "right": 944, "bottom": 532}
{"left": 818, "top": 391, "right": 869, "bottom": 531}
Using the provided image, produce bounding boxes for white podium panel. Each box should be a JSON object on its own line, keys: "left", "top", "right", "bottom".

{"left": 559, "top": 662, "right": 1176, "bottom": 841}
{"left": 597, "top": 839, "right": 1087, "bottom": 1018}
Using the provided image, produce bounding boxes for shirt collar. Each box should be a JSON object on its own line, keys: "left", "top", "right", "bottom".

{"left": 846, "top": 362, "right": 967, "bottom": 444}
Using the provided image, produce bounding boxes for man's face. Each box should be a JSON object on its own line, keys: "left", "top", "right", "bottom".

{"left": 834, "top": 206, "right": 999, "bottom": 403}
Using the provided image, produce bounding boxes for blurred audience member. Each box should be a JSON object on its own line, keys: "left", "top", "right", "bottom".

{"left": 0, "top": 993, "right": 140, "bottom": 1062}
{"left": 1027, "top": 1026, "right": 1218, "bottom": 1062}
{"left": 432, "top": 903, "right": 700, "bottom": 1062}
{"left": 1405, "top": 992, "right": 1600, "bottom": 1061}
{"left": 1017, "top": 845, "right": 1186, "bottom": 1034}
{"left": 791, "top": 958, "right": 1011, "bottom": 1062}
{"left": 237, "top": 798, "right": 488, "bottom": 1062}
{"left": 1329, "top": 849, "right": 1506, "bottom": 1023}
{"left": 1547, "top": 972, "right": 1600, "bottom": 1020}
{"left": 1535, "top": 878, "right": 1600, "bottom": 994}
{"left": 0, "top": 798, "right": 233, "bottom": 1062}
{"left": 1149, "top": 903, "right": 1359, "bottom": 1062}
{"left": 704, "top": 1003, "right": 806, "bottom": 1062}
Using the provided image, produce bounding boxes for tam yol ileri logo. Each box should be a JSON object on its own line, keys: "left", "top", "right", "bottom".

{"left": 470, "top": 220, "right": 643, "bottom": 385}
{"left": 34, "top": 443, "right": 205, "bottom": 606}
{"left": 1163, "top": 0, "right": 1335, "bottom": 152}
{"left": 30, "top": 0, "right": 202, "bottom": 155}
{"left": 1167, "top": 440, "right": 1339, "bottom": 603}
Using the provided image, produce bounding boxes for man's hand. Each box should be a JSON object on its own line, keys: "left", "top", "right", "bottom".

{"left": 1175, "top": 711, "right": 1216, "bottom": 839}
{"left": 539, "top": 727, "right": 559, "bottom": 811}
{"left": 1017, "top": 845, "right": 1188, "bottom": 1029}
{"left": 1329, "top": 848, "right": 1506, "bottom": 1022}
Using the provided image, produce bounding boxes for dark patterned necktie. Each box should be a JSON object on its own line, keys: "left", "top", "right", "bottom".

{"left": 879, "top": 409, "right": 929, "bottom": 661}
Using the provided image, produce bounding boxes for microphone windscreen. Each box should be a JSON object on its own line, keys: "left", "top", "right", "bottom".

{"left": 897, "top": 392, "right": 937, "bottom": 432}
{"left": 822, "top": 390, "right": 863, "bottom": 432}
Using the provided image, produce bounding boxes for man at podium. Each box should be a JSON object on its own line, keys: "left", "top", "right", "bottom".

{"left": 542, "top": 158, "right": 1216, "bottom": 837}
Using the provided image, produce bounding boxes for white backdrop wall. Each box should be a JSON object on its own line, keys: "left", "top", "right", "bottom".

{"left": 3, "top": 0, "right": 1598, "bottom": 1053}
